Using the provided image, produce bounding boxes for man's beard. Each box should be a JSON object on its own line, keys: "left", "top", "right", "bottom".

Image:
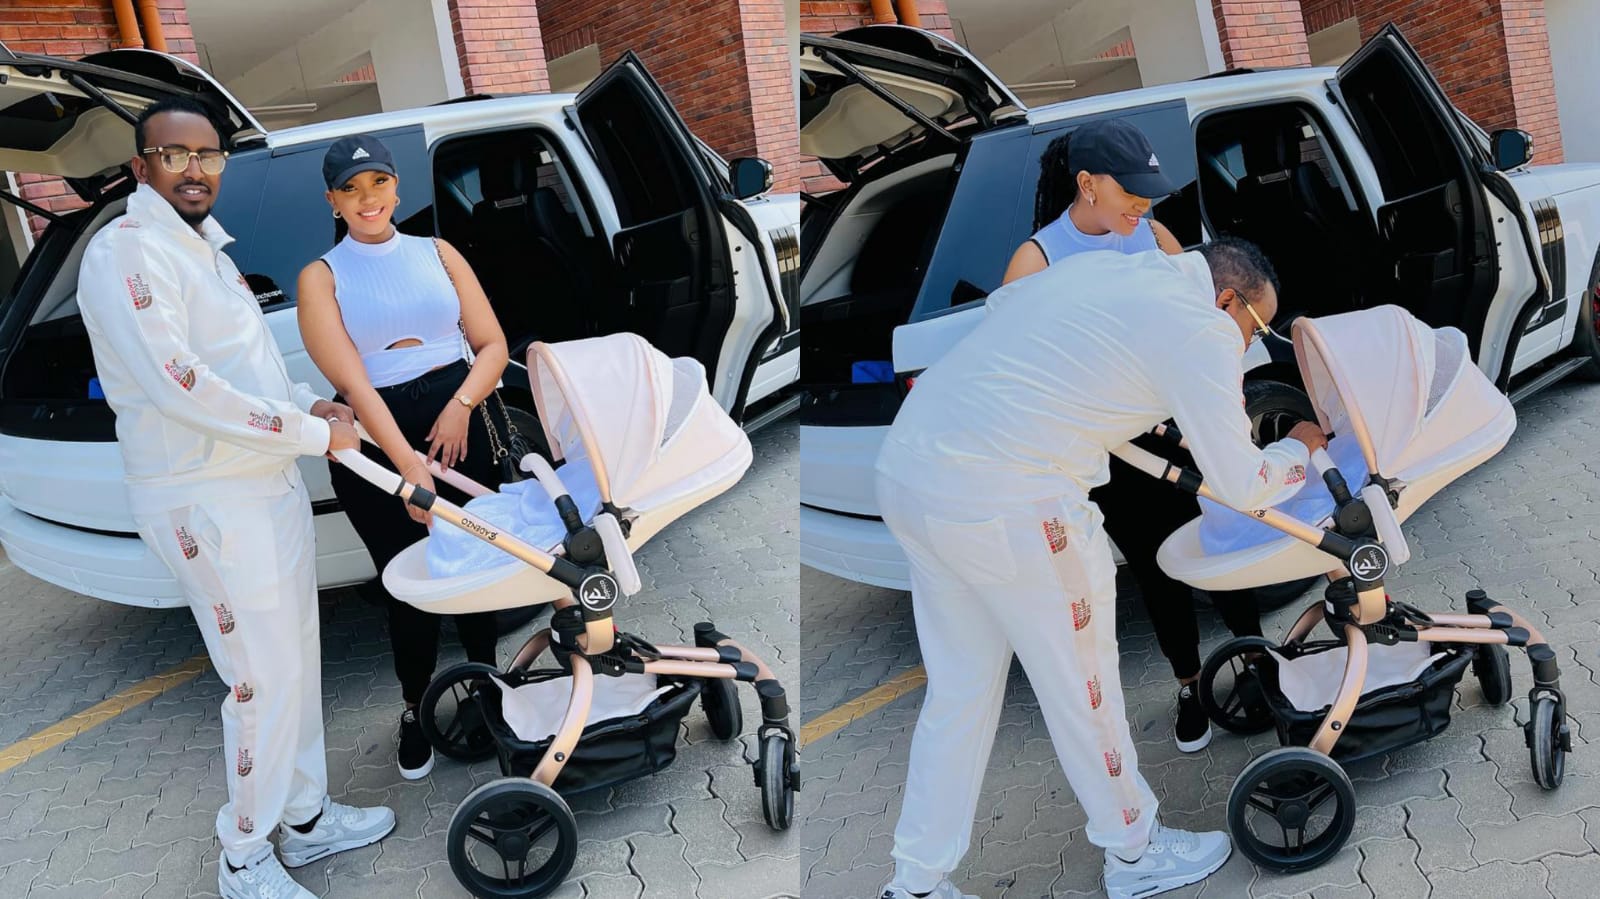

{"left": 176, "top": 205, "right": 211, "bottom": 227}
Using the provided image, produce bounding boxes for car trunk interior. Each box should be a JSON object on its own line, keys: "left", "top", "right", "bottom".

{"left": 801, "top": 153, "right": 956, "bottom": 394}
{"left": 1195, "top": 104, "right": 1377, "bottom": 326}
{"left": 0, "top": 194, "right": 129, "bottom": 442}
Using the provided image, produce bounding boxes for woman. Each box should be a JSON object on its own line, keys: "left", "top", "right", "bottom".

{"left": 1002, "top": 119, "right": 1265, "bottom": 755}
{"left": 297, "top": 134, "right": 512, "bottom": 780}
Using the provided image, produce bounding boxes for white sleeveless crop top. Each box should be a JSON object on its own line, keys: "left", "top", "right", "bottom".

{"left": 320, "top": 232, "right": 466, "bottom": 389}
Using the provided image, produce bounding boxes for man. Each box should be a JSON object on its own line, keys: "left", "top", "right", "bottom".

{"left": 874, "top": 238, "right": 1327, "bottom": 899}
{"left": 77, "top": 97, "right": 394, "bottom": 899}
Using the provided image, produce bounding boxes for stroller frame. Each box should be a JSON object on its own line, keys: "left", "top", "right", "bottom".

{"left": 1111, "top": 319, "right": 1570, "bottom": 873}
{"left": 333, "top": 394, "right": 797, "bottom": 897}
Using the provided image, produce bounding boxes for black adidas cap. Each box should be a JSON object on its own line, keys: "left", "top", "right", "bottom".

{"left": 322, "top": 134, "right": 396, "bottom": 190}
{"left": 1070, "top": 119, "right": 1178, "bottom": 199}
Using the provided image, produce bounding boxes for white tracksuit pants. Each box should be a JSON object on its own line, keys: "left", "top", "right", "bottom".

{"left": 879, "top": 475, "right": 1158, "bottom": 892}
{"left": 135, "top": 473, "right": 327, "bottom": 868}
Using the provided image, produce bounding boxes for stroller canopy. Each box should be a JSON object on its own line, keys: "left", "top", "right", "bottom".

{"left": 1293, "top": 305, "right": 1507, "bottom": 482}
{"left": 529, "top": 333, "right": 751, "bottom": 511}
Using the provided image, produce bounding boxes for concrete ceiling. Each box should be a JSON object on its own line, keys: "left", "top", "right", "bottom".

{"left": 947, "top": 0, "right": 1090, "bottom": 58}
{"left": 186, "top": 0, "right": 369, "bottom": 81}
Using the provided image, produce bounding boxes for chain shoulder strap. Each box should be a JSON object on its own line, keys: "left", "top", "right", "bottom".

{"left": 434, "top": 238, "right": 521, "bottom": 464}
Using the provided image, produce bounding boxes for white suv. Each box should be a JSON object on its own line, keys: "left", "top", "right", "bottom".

{"left": 799, "top": 24, "right": 1600, "bottom": 593}
{"left": 0, "top": 44, "right": 800, "bottom": 608}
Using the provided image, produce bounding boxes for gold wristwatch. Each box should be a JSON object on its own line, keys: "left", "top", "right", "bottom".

{"left": 455, "top": 392, "right": 474, "bottom": 408}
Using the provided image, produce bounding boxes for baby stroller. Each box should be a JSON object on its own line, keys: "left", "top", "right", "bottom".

{"left": 332, "top": 333, "right": 798, "bottom": 898}
{"left": 1112, "top": 305, "right": 1569, "bottom": 873}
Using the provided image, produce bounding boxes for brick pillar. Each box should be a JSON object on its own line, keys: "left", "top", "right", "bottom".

{"left": 446, "top": 0, "right": 550, "bottom": 94}
{"left": 1212, "top": 0, "right": 1313, "bottom": 68}
{"left": 1347, "top": 0, "right": 1562, "bottom": 163}
{"left": 0, "top": 0, "right": 199, "bottom": 237}
{"left": 538, "top": 0, "right": 803, "bottom": 191}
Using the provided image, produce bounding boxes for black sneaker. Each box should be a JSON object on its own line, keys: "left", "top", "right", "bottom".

{"left": 398, "top": 709, "right": 435, "bottom": 780}
{"left": 1175, "top": 683, "right": 1212, "bottom": 752}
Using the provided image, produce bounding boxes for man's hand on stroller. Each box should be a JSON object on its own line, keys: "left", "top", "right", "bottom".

{"left": 1288, "top": 421, "right": 1328, "bottom": 454}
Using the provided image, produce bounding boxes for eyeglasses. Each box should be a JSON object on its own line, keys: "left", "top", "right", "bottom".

{"left": 1233, "top": 289, "right": 1276, "bottom": 341}
{"left": 141, "top": 146, "right": 229, "bottom": 175}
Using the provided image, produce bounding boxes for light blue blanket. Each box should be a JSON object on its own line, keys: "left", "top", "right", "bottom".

{"left": 1197, "top": 435, "right": 1370, "bottom": 555}
{"left": 425, "top": 457, "right": 604, "bottom": 579}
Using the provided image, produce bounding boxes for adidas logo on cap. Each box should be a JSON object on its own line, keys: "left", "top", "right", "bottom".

{"left": 1148, "top": 152, "right": 1160, "bottom": 167}
{"left": 352, "top": 147, "right": 371, "bottom": 160}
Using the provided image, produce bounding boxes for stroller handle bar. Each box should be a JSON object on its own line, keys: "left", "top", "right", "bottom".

{"left": 329, "top": 447, "right": 590, "bottom": 591}
{"left": 1111, "top": 441, "right": 1361, "bottom": 562}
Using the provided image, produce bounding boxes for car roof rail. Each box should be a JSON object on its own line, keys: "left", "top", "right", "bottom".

{"left": 430, "top": 93, "right": 516, "bottom": 106}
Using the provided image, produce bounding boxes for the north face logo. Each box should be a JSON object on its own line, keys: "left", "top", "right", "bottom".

{"left": 164, "top": 359, "right": 195, "bottom": 391}
{"left": 1257, "top": 461, "right": 1269, "bottom": 484}
{"left": 1285, "top": 465, "right": 1306, "bottom": 486}
{"left": 1122, "top": 807, "right": 1141, "bottom": 826}
{"left": 238, "top": 816, "right": 254, "bottom": 834}
{"left": 1087, "top": 675, "right": 1103, "bottom": 710}
{"left": 1105, "top": 749, "right": 1123, "bottom": 777}
{"left": 214, "top": 603, "right": 235, "bottom": 634}
{"left": 127, "top": 274, "right": 153, "bottom": 310}
{"left": 1071, "top": 598, "right": 1092, "bottom": 631}
{"left": 237, "top": 748, "right": 253, "bottom": 777}
{"left": 234, "top": 683, "right": 254, "bottom": 703}
{"left": 351, "top": 147, "right": 370, "bottom": 160}
{"left": 247, "top": 411, "right": 284, "bottom": 433}
{"left": 1043, "top": 518, "right": 1068, "bottom": 554}
{"left": 175, "top": 527, "right": 199, "bottom": 560}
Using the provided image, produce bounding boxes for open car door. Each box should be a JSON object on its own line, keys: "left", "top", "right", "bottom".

{"left": 574, "top": 52, "right": 755, "bottom": 409}
{"left": 1331, "top": 25, "right": 1496, "bottom": 350}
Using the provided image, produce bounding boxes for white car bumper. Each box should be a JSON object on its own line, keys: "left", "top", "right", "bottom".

{"left": 800, "top": 504, "right": 910, "bottom": 591}
{"left": 0, "top": 496, "right": 185, "bottom": 608}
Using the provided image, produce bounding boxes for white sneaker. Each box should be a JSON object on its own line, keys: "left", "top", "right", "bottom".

{"left": 1103, "top": 823, "right": 1231, "bottom": 899}
{"left": 277, "top": 797, "right": 397, "bottom": 868}
{"left": 879, "top": 881, "right": 979, "bottom": 899}
{"left": 217, "top": 851, "right": 316, "bottom": 899}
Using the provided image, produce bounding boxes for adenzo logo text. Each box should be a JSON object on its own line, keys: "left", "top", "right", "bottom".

{"left": 458, "top": 516, "right": 499, "bottom": 541}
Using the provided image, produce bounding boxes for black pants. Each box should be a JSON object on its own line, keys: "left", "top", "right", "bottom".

{"left": 329, "top": 360, "right": 503, "bottom": 705}
{"left": 1090, "top": 437, "right": 1262, "bottom": 680}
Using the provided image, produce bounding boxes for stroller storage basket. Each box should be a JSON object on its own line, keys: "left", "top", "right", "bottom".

{"left": 476, "top": 673, "right": 704, "bottom": 796}
{"left": 1256, "top": 642, "right": 1474, "bottom": 765}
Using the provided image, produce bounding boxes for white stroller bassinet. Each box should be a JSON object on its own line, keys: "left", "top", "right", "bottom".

{"left": 1157, "top": 305, "right": 1516, "bottom": 590}
{"left": 381, "top": 333, "right": 754, "bottom": 614}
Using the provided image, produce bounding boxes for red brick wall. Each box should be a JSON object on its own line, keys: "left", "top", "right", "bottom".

{"left": 1212, "top": 0, "right": 1313, "bottom": 68}
{"left": 1, "top": 0, "right": 199, "bottom": 236}
{"left": 796, "top": 2, "right": 955, "bottom": 194}
{"left": 539, "top": 0, "right": 802, "bottom": 191}
{"left": 1349, "top": 0, "right": 1562, "bottom": 163}
{"left": 446, "top": 0, "right": 549, "bottom": 94}
{"left": 1301, "top": 0, "right": 1355, "bottom": 33}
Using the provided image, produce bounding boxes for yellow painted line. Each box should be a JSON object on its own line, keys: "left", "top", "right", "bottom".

{"left": 800, "top": 665, "right": 927, "bottom": 747}
{"left": 0, "top": 653, "right": 211, "bottom": 775}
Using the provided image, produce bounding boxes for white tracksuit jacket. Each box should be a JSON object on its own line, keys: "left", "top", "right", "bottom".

{"left": 78, "top": 183, "right": 334, "bottom": 866}
{"left": 874, "top": 249, "right": 1310, "bottom": 890}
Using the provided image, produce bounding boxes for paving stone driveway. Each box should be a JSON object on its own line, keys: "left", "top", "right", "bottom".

{"left": 0, "top": 420, "right": 799, "bottom": 898}
{"left": 800, "top": 380, "right": 1600, "bottom": 898}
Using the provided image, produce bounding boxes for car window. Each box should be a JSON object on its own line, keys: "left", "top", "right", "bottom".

{"left": 232, "top": 125, "right": 431, "bottom": 308}
{"left": 911, "top": 100, "right": 1198, "bottom": 322}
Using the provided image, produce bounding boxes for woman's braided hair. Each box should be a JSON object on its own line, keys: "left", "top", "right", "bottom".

{"left": 1033, "top": 132, "right": 1078, "bottom": 233}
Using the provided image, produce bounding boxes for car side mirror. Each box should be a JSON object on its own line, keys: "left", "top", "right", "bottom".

{"left": 730, "top": 157, "right": 773, "bottom": 199}
{"left": 1491, "top": 128, "right": 1534, "bottom": 171}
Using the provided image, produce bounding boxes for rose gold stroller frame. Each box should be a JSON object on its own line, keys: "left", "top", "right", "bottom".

{"left": 330, "top": 442, "right": 793, "bottom": 794}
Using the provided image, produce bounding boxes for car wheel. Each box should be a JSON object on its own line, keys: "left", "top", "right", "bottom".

{"left": 1573, "top": 251, "right": 1600, "bottom": 380}
{"left": 1243, "top": 379, "right": 1321, "bottom": 611}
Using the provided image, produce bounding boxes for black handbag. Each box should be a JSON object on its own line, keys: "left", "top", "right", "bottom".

{"left": 435, "top": 239, "right": 532, "bottom": 484}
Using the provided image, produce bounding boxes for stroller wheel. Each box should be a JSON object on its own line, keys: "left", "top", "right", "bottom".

{"left": 758, "top": 733, "right": 796, "bottom": 831}
{"left": 1199, "top": 637, "right": 1277, "bottom": 735}
{"left": 421, "top": 662, "right": 501, "bottom": 762}
{"left": 701, "top": 677, "right": 743, "bottom": 742}
{"left": 1228, "top": 747, "right": 1355, "bottom": 872}
{"left": 1529, "top": 695, "right": 1569, "bottom": 790}
{"left": 448, "top": 777, "right": 577, "bottom": 898}
{"left": 1473, "top": 644, "right": 1513, "bottom": 706}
